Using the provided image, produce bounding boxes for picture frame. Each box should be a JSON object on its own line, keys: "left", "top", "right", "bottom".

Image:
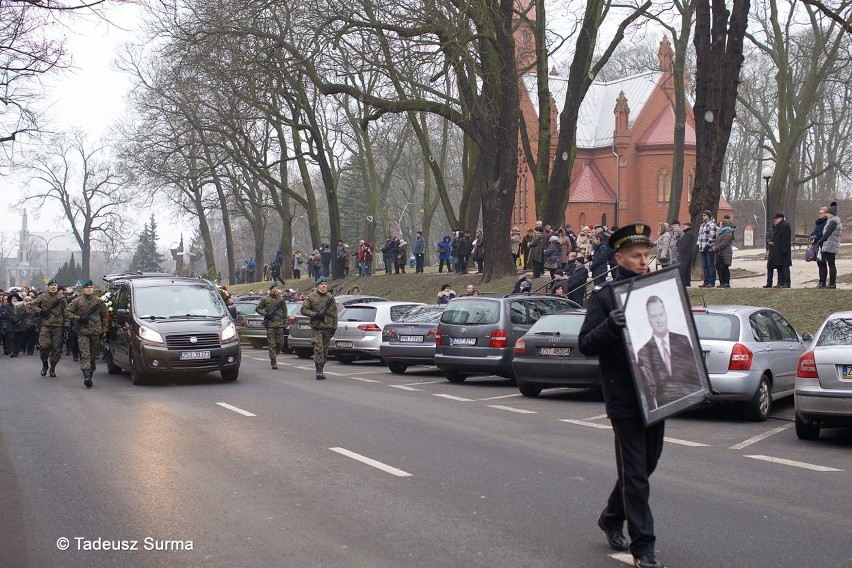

{"left": 610, "top": 265, "right": 712, "bottom": 425}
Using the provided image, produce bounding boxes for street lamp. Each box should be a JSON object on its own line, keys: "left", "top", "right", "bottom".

{"left": 396, "top": 202, "right": 412, "bottom": 238}
{"left": 29, "top": 234, "right": 64, "bottom": 278}
{"left": 761, "top": 165, "right": 774, "bottom": 247}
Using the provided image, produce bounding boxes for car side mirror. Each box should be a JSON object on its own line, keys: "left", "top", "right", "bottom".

{"left": 801, "top": 332, "right": 813, "bottom": 344}
{"left": 228, "top": 305, "right": 237, "bottom": 319}
{"left": 115, "top": 308, "right": 128, "bottom": 324}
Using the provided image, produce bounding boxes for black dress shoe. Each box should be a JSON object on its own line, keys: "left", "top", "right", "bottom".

{"left": 597, "top": 516, "right": 629, "bottom": 551}
{"left": 634, "top": 552, "right": 664, "bottom": 568}
{"left": 762, "top": 284, "right": 773, "bottom": 288}
{"left": 40, "top": 361, "right": 49, "bottom": 376}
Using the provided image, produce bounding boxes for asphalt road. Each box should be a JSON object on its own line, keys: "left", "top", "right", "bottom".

{"left": 1, "top": 350, "right": 850, "bottom": 568}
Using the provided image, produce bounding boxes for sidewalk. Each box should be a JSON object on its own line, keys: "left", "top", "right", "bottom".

{"left": 722, "top": 247, "right": 852, "bottom": 289}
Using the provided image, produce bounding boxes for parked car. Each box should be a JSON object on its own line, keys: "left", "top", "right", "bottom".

{"left": 512, "top": 310, "right": 601, "bottom": 397}
{"left": 235, "top": 299, "right": 303, "bottom": 351}
{"left": 331, "top": 301, "right": 424, "bottom": 364}
{"left": 435, "top": 294, "right": 580, "bottom": 383}
{"left": 692, "top": 305, "right": 809, "bottom": 421}
{"left": 794, "top": 311, "right": 852, "bottom": 440}
{"left": 288, "top": 294, "right": 387, "bottom": 359}
{"left": 380, "top": 304, "right": 447, "bottom": 374}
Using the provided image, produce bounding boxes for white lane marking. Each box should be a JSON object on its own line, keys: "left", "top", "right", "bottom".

{"left": 586, "top": 413, "right": 609, "bottom": 420}
{"left": 390, "top": 385, "right": 422, "bottom": 391}
{"left": 560, "top": 419, "right": 612, "bottom": 430}
{"left": 249, "top": 357, "right": 268, "bottom": 361}
{"left": 348, "top": 376, "right": 381, "bottom": 383}
{"left": 664, "top": 437, "right": 710, "bottom": 447}
{"left": 744, "top": 454, "right": 843, "bottom": 472}
{"left": 729, "top": 424, "right": 793, "bottom": 449}
{"left": 296, "top": 366, "right": 314, "bottom": 370}
{"left": 487, "top": 405, "right": 537, "bottom": 414}
{"left": 329, "top": 447, "right": 412, "bottom": 477}
{"left": 433, "top": 394, "right": 473, "bottom": 402}
{"left": 406, "top": 380, "right": 445, "bottom": 386}
{"left": 215, "top": 402, "right": 256, "bottom": 417}
{"left": 278, "top": 362, "right": 293, "bottom": 366}
{"left": 477, "top": 393, "right": 524, "bottom": 401}
{"left": 323, "top": 371, "right": 346, "bottom": 376}
{"left": 610, "top": 552, "right": 634, "bottom": 565}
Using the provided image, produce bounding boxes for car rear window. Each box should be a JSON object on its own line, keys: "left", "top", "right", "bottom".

{"left": 693, "top": 313, "right": 739, "bottom": 341}
{"left": 287, "top": 302, "right": 303, "bottom": 316}
{"left": 235, "top": 302, "right": 258, "bottom": 316}
{"left": 816, "top": 318, "right": 852, "bottom": 347}
{"left": 339, "top": 306, "right": 378, "bottom": 322}
{"left": 528, "top": 313, "right": 584, "bottom": 335}
{"left": 400, "top": 305, "right": 445, "bottom": 323}
{"left": 441, "top": 300, "right": 500, "bottom": 325}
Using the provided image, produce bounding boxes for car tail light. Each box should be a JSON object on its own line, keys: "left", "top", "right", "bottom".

{"left": 490, "top": 329, "right": 508, "bottom": 348}
{"left": 383, "top": 328, "right": 397, "bottom": 340}
{"left": 426, "top": 329, "right": 436, "bottom": 340}
{"left": 728, "top": 343, "right": 753, "bottom": 371}
{"left": 435, "top": 329, "right": 442, "bottom": 346}
{"left": 514, "top": 337, "right": 526, "bottom": 356}
{"left": 358, "top": 323, "right": 381, "bottom": 332}
{"left": 237, "top": 316, "right": 245, "bottom": 326}
{"left": 797, "top": 351, "right": 818, "bottom": 379}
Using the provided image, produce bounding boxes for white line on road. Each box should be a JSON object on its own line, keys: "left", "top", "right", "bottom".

{"left": 664, "top": 437, "right": 710, "bottom": 447}
{"left": 390, "top": 385, "right": 422, "bottom": 391}
{"left": 406, "top": 380, "right": 446, "bottom": 386}
{"left": 610, "top": 552, "right": 634, "bottom": 565}
{"left": 249, "top": 357, "right": 267, "bottom": 361}
{"left": 329, "top": 447, "right": 412, "bottom": 477}
{"left": 295, "top": 366, "right": 314, "bottom": 370}
{"left": 477, "top": 393, "right": 524, "bottom": 401}
{"left": 744, "top": 454, "right": 843, "bottom": 472}
{"left": 729, "top": 424, "right": 793, "bottom": 450}
{"left": 433, "top": 394, "right": 473, "bottom": 402}
{"left": 585, "top": 413, "right": 609, "bottom": 421}
{"left": 560, "top": 419, "right": 612, "bottom": 430}
{"left": 348, "top": 376, "right": 381, "bottom": 383}
{"left": 215, "top": 402, "right": 256, "bottom": 417}
{"left": 323, "top": 371, "right": 346, "bottom": 376}
{"left": 487, "top": 405, "right": 537, "bottom": 414}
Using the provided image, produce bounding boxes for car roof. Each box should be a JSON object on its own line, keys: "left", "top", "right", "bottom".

{"left": 343, "top": 301, "right": 424, "bottom": 309}
{"left": 106, "top": 274, "right": 214, "bottom": 288}
{"left": 696, "top": 305, "right": 771, "bottom": 314}
{"left": 448, "top": 294, "right": 562, "bottom": 302}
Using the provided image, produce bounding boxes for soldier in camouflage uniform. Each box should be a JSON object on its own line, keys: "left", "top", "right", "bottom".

{"left": 300, "top": 276, "right": 338, "bottom": 380}
{"left": 255, "top": 280, "right": 288, "bottom": 369}
{"left": 64, "top": 280, "right": 109, "bottom": 388}
{"left": 27, "top": 278, "right": 68, "bottom": 377}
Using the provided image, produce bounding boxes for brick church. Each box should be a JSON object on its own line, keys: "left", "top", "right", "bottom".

{"left": 513, "top": 28, "right": 733, "bottom": 230}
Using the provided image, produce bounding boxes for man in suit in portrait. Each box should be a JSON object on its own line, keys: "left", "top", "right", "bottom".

{"left": 636, "top": 295, "right": 700, "bottom": 410}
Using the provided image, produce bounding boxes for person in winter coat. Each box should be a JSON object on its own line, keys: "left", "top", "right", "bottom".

{"left": 544, "top": 236, "right": 561, "bottom": 279}
{"left": 436, "top": 283, "right": 456, "bottom": 304}
{"left": 436, "top": 235, "right": 452, "bottom": 273}
{"left": 591, "top": 234, "right": 612, "bottom": 286}
{"left": 395, "top": 238, "right": 408, "bottom": 274}
{"left": 413, "top": 231, "right": 426, "bottom": 273}
{"left": 0, "top": 292, "right": 23, "bottom": 357}
{"left": 472, "top": 229, "right": 485, "bottom": 274}
{"left": 510, "top": 227, "right": 522, "bottom": 267}
{"left": 577, "top": 227, "right": 593, "bottom": 259}
{"left": 655, "top": 222, "right": 672, "bottom": 270}
{"left": 669, "top": 221, "right": 683, "bottom": 264}
{"left": 320, "top": 244, "right": 332, "bottom": 278}
{"left": 566, "top": 256, "right": 589, "bottom": 307}
{"left": 63, "top": 280, "right": 108, "bottom": 388}
{"left": 766, "top": 213, "right": 792, "bottom": 288}
{"left": 713, "top": 219, "right": 734, "bottom": 287}
{"left": 521, "top": 228, "right": 534, "bottom": 269}
{"left": 675, "top": 223, "right": 696, "bottom": 286}
{"left": 528, "top": 227, "right": 545, "bottom": 278}
{"left": 816, "top": 202, "right": 842, "bottom": 288}
{"left": 271, "top": 250, "right": 283, "bottom": 281}
{"left": 357, "top": 241, "right": 373, "bottom": 277}
{"left": 697, "top": 210, "right": 718, "bottom": 287}
{"left": 456, "top": 231, "right": 473, "bottom": 274}
{"left": 381, "top": 238, "right": 395, "bottom": 274}
{"left": 810, "top": 207, "right": 829, "bottom": 288}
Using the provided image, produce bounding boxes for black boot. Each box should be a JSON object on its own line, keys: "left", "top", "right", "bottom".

{"left": 271, "top": 359, "right": 278, "bottom": 370}
{"left": 41, "top": 360, "right": 49, "bottom": 376}
{"left": 83, "top": 369, "right": 93, "bottom": 389}
{"left": 49, "top": 363, "right": 57, "bottom": 378}
{"left": 315, "top": 363, "right": 326, "bottom": 380}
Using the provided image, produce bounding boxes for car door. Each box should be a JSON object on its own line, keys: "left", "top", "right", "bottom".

{"left": 768, "top": 310, "right": 805, "bottom": 393}
{"left": 748, "top": 310, "right": 791, "bottom": 390}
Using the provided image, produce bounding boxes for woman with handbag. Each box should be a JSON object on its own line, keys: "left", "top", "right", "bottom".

{"left": 809, "top": 207, "right": 828, "bottom": 288}
{"left": 713, "top": 219, "right": 734, "bottom": 287}
{"left": 816, "top": 202, "right": 842, "bottom": 288}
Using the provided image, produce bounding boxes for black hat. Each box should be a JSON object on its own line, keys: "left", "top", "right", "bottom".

{"left": 828, "top": 201, "right": 838, "bottom": 216}
{"left": 554, "top": 269, "right": 564, "bottom": 276}
{"left": 670, "top": 220, "right": 680, "bottom": 225}
{"left": 702, "top": 210, "right": 712, "bottom": 217}
{"left": 773, "top": 212, "right": 785, "bottom": 219}
{"left": 7, "top": 292, "right": 22, "bottom": 302}
{"left": 575, "top": 256, "right": 585, "bottom": 264}
{"left": 608, "top": 223, "right": 652, "bottom": 252}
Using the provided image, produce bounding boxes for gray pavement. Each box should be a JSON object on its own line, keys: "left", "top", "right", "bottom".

{"left": 725, "top": 245, "right": 852, "bottom": 288}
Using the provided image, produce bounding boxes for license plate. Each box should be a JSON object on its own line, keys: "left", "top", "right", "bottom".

{"left": 842, "top": 365, "right": 852, "bottom": 379}
{"left": 336, "top": 341, "right": 354, "bottom": 349}
{"left": 399, "top": 335, "right": 424, "bottom": 343}
{"left": 450, "top": 337, "right": 476, "bottom": 346}
{"left": 247, "top": 320, "right": 263, "bottom": 327}
{"left": 179, "top": 350, "right": 211, "bottom": 360}
{"left": 538, "top": 347, "right": 572, "bottom": 357}
{"left": 298, "top": 324, "right": 311, "bottom": 329}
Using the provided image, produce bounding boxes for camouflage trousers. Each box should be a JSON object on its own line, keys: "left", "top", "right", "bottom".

{"left": 39, "top": 326, "right": 64, "bottom": 364}
{"left": 311, "top": 329, "right": 334, "bottom": 365}
{"left": 77, "top": 334, "right": 99, "bottom": 372}
{"left": 266, "top": 326, "right": 285, "bottom": 361}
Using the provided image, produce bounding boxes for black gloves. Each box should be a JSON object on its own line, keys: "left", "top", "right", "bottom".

{"left": 607, "top": 309, "right": 626, "bottom": 332}
{"left": 263, "top": 314, "right": 273, "bottom": 322}
{"left": 78, "top": 315, "right": 91, "bottom": 325}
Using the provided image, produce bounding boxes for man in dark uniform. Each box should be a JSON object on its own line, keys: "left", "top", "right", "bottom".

{"left": 64, "top": 280, "right": 108, "bottom": 388}
{"left": 578, "top": 223, "right": 666, "bottom": 568}
{"left": 28, "top": 278, "right": 68, "bottom": 377}
{"left": 256, "top": 280, "right": 288, "bottom": 369}
{"left": 300, "top": 276, "right": 338, "bottom": 380}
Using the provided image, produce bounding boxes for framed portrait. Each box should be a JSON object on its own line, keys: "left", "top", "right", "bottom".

{"left": 611, "top": 265, "right": 711, "bottom": 425}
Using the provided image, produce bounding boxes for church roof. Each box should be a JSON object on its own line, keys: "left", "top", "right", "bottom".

{"left": 636, "top": 105, "right": 696, "bottom": 148}
{"left": 521, "top": 71, "right": 663, "bottom": 149}
{"left": 569, "top": 162, "right": 616, "bottom": 204}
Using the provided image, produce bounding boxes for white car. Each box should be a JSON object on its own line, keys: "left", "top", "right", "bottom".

{"left": 331, "top": 301, "right": 424, "bottom": 364}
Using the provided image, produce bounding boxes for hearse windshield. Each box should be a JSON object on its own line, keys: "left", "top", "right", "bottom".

{"left": 134, "top": 284, "right": 228, "bottom": 319}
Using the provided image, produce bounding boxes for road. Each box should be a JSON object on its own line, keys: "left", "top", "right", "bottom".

{"left": 1, "top": 350, "right": 850, "bottom": 568}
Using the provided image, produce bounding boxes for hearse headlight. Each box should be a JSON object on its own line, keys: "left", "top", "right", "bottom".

{"left": 139, "top": 325, "right": 164, "bottom": 343}
{"left": 221, "top": 321, "right": 237, "bottom": 342}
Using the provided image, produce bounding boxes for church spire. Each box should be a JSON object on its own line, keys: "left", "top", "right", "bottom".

{"left": 658, "top": 36, "right": 674, "bottom": 72}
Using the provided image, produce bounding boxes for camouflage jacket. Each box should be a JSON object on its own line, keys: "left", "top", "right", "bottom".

{"left": 28, "top": 291, "right": 68, "bottom": 327}
{"left": 64, "top": 294, "right": 109, "bottom": 336}
{"left": 255, "top": 295, "right": 288, "bottom": 328}
{"left": 300, "top": 291, "right": 338, "bottom": 331}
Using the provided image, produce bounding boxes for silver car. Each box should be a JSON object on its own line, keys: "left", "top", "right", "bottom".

{"left": 692, "top": 305, "right": 808, "bottom": 421}
{"left": 331, "top": 301, "right": 424, "bottom": 364}
{"left": 380, "top": 304, "right": 446, "bottom": 374}
{"left": 794, "top": 311, "right": 852, "bottom": 440}
{"left": 287, "top": 294, "right": 387, "bottom": 359}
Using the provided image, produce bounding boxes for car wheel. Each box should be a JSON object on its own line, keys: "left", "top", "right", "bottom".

{"left": 387, "top": 362, "right": 407, "bottom": 374}
{"left": 517, "top": 381, "right": 541, "bottom": 397}
{"left": 221, "top": 368, "right": 239, "bottom": 381}
{"left": 746, "top": 375, "right": 772, "bottom": 421}
{"left": 336, "top": 354, "right": 357, "bottom": 364}
{"left": 795, "top": 414, "right": 820, "bottom": 440}
{"left": 444, "top": 371, "right": 467, "bottom": 383}
{"left": 129, "top": 351, "right": 147, "bottom": 386}
{"left": 105, "top": 351, "right": 122, "bottom": 375}
{"left": 295, "top": 348, "right": 312, "bottom": 359}
{"left": 249, "top": 339, "right": 265, "bottom": 349}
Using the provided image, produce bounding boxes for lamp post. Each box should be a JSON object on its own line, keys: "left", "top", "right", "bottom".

{"left": 396, "top": 202, "right": 412, "bottom": 238}
{"left": 29, "top": 234, "right": 64, "bottom": 279}
{"left": 761, "top": 165, "right": 774, "bottom": 248}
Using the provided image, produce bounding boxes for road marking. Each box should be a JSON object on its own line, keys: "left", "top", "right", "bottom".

{"left": 729, "top": 424, "right": 793, "bottom": 449}
{"left": 249, "top": 357, "right": 267, "bottom": 361}
{"left": 477, "top": 393, "right": 524, "bottom": 401}
{"left": 215, "top": 402, "right": 256, "bottom": 417}
{"left": 433, "top": 394, "right": 473, "bottom": 402}
{"left": 390, "top": 385, "right": 422, "bottom": 391}
{"left": 406, "top": 380, "right": 445, "bottom": 386}
{"left": 744, "top": 455, "right": 843, "bottom": 472}
{"left": 610, "top": 552, "right": 634, "bottom": 565}
{"left": 664, "top": 437, "right": 710, "bottom": 447}
{"left": 329, "top": 447, "right": 412, "bottom": 477}
{"left": 487, "top": 405, "right": 537, "bottom": 414}
{"left": 586, "top": 413, "right": 608, "bottom": 420}
{"left": 560, "top": 419, "right": 612, "bottom": 430}
{"left": 348, "top": 376, "right": 381, "bottom": 383}
{"left": 323, "top": 371, "right": 346, "bottom": 376}
{"left": 295, "top": 366, "right": 314, "bottom": 371}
